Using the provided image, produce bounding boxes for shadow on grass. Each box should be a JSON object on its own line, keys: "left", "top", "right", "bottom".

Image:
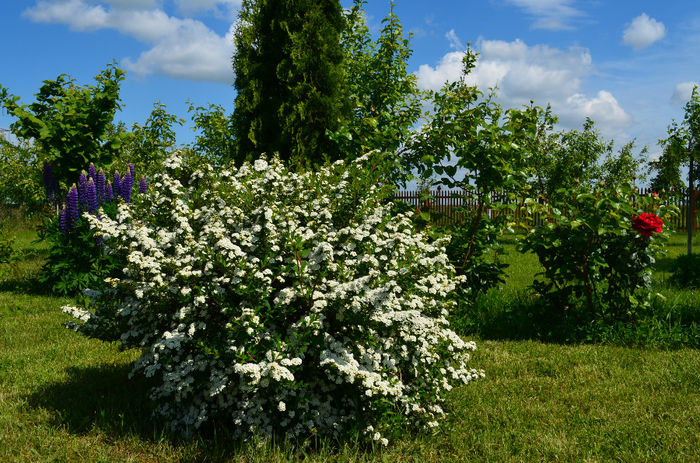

{"left": 453, "top": 286, "right": 700, "bottom": 349}
{"left": 26, "top": 363, "right": 172, "bottom": 440}
{"left": 0, "top": 273, "right": 54, "bottom": 296}
{"left": 26, "top": 363, "right": 356, "bottom": 460}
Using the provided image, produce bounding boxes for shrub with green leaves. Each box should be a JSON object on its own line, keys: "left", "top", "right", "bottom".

{"left": 519, "top": 183, "right": 674, "bottom": 322}
{"left": 62, "top": 152, "right": 483, "bottom": 443}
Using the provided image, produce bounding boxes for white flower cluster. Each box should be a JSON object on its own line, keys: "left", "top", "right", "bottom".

{"left": 63, "top": 151, "right": 483, "bottom": 442}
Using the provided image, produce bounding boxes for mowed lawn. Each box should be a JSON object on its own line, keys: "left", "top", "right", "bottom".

{"left": 1, "top": 222, "right": 700, "bottom": 462}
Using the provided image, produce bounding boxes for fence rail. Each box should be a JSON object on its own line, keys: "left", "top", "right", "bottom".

{"left": 394, "top": 188, "right": 699, "bottom": 231}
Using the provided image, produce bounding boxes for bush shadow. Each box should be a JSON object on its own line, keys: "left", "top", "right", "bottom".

{"left": 26, "top": 363, "right": 172, "bottom": 440}
{"left": 26, "top": 363, "right": 354, "bottom": 460}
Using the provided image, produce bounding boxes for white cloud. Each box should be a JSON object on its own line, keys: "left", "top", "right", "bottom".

{"left": 671, "top": 81, "right": 699, "bottom": 104}
{"left": 124, "top": 21, "right": 236, "bottom": 83}
{"left": 445, "top": 29, "right": 463, "bottom": 50}
{"left": 24, "top": 0, "right": 108, "bottom": 30}
{"left": 416, "top": 38, "right": 631, "bottom": 137}
{"left": 505, "top": 0, "right": 584, "bottom": 30}
{"left": 176, "top": 0, "right": 241, "bottom": 16}
{"left": 24, "top": 0, "right": 236, "bottom": 83}
{"left": 559, "top": 91, "right": 631, "bottom": 136}
{"left": 623, "top": 13, "right": 666, "bottom": 50}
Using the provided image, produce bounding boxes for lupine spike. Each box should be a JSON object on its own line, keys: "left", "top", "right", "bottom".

{"left": 127, "top": 163, "right": 135, "bottom": 178}
{"left": 67, "top": 184, "right": 79, "bottom": 228}
{"left": 113, "top": 172, "right": 121, "bottom": 198}
{"left": 59, "top": 205, "right": 68, "bottom": 234}
{"left": 121, "top": 170, "right": 133, "bottom": 203}
{"left": 105, "top": 182, "right": 113, "bottom": 202}
{"left": 96, "top": 169, "right": 105, "bottom": 205}
{"left": 78, "top": 171, "right": 88, "bottom": 210}
{"left": 87, "top": 177, "right": 97, "bottom": 214}
{"left": 139, "top": 176, "right": 147, "bottom": 194}
{"left": 88, "top": 163, "right": 97, "bottom": 182}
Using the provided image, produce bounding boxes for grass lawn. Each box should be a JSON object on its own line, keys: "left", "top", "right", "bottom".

{"left": 1, "top": 216, "right": 699, "bottom": 462}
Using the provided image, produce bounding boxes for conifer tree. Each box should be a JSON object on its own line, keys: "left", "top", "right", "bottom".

{"left": 231, "top": 0, "right": 348, "bottom": 167}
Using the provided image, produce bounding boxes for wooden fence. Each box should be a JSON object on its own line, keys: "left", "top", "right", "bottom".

{"left": 394, "top": 188, "right": 699, "bottom": 231}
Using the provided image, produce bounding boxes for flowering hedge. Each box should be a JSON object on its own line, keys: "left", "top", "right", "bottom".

{"left": 63, "top": 152, "right": 483, "bottom": 443}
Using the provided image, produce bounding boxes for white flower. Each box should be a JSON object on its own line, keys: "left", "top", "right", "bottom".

{"left": 64, "top": 152, "right": 480, "bottom": 443}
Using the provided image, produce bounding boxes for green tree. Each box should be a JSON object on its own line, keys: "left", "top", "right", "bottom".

{"left": 529, "top": 118, "right": 643, "bottom": 201}
{"left": 651, "top": 85, "right": 700, "bottom": 255}
{"left": 188, "top": 102, "right": 236, "bottom": 165}
{"left": 0, "top": 132, "right": 43, "bottom": 210}
{"left": 0, "top": 63, "right": 125, "bottom": 190}
{"left": 231, "top": 0, "right": 349, "bottom": 167}
{"left": 330, "top": 0, "right": 422, "bottom": 184}
{"left": 412, "top": 48, "right": 549, "bottom": 295}
{"left": 119, "top": 101, "right": 184, "bottom": 177}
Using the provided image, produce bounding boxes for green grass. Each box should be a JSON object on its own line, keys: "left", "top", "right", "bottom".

{"left": 2, "top": 215, "right": 700, "bottom": 461}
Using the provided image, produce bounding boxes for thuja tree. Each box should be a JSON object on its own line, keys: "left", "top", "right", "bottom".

{"left": 330, "top": 0, "right": 422, "bottom": 184}
{"left": 232, "top": 0, "right": 349, "bottom": 167}
{"left": 651, "top": 85, "right": 700, "bottom": 255}
{"left": 411, "top": 48, "right": 550, "bottom": 296}
{"left": 0, "top": 63, "right": 125, "bottom": 190}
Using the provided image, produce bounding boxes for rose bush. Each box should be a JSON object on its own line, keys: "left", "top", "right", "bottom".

{"left": 519, "top": 183, "right": 675, "bottom": 323}
{"left": 62, "top": 151, "right": 483, "bottom": 443}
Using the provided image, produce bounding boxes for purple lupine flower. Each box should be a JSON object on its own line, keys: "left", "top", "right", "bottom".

{"left": 96, "top": 169, "right": 105, "bottom": 205}
{"left": 66, "top": 184, "right": 79, "bottom": 228}
{"left": 88, "top": 163, "right": 97, "bottom": 182}
{"left": 87, "top": 177, "right": 97, "bottom": 214}
{"left": 113, "top": 172, "right": 121, "bottom": 198}
{"left": 105, "top": 182, "right": 113, "bottom": 202}
{"left": 42, "top": 162, "right": 56, "bottom": 204}
{"left": 121, "top": 170, "right": 133, "bottom": 203}
{"left": 139, "top": 176, "right": 147, "bottom": 194}
{"left": 59, "top": 205, "right": 69, "bottom": 234}
{"left": 127, "top": 163, "right": 134, "bottom": 178}
{"left": 78, "top": 171, "right": 88, "bottom": 210}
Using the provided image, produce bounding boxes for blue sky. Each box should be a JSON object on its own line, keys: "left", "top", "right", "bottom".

{"left": 1, "top": 0, "right": 699, "bottom": 163}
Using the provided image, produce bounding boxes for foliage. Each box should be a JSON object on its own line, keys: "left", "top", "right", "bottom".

{"left": 669, "top": 253, "right": 700, "bottom": 288}
{"left": 529, "top": 118, "right": 644, "bottom": 202}
{"left": 119, "top": 102, "right": 183, "bottom": 177}
{"left": 411, "top": 48, "right": 549, "bottom": 297}
{"left": 0, "top": 63, "right": 125, "bottom": 190}
{"left": 63, "top": 151, "right": 483, "bottom": 443}
{"left": 38, "top": 163, "right": 143, "bottom": 295}
{"left": 232, "top": 0, "right": 349, "bottom": 167}
{"left": 329, "top": 0, "right": 422, "bottom": 185}
{"left": 650, "top": 85, "right": 700, "bottom": 195}
{"left": 600, "top": 140, "right": 645, "bottom": 188}
{"left": 188, "top": 102, "right": 236, "bottom": 165}
{"left": 518, "top": 182, "right": 674, "bottom": 322}
{"left": 0, "top": 134, "right": 45, "bottom": 210}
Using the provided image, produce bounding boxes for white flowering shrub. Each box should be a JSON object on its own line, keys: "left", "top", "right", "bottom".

{"left": 63, "top": 151, "right": 483, "bottom": 443}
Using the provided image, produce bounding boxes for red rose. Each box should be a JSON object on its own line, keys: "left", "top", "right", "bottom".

{"left": 632, "top": 212, "right": 663, "bottom": 238}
